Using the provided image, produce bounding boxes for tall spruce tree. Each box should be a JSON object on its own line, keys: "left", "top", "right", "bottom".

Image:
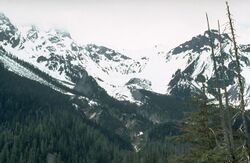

{"left": 173, "top": 76, "right": 227, "bottom": 162}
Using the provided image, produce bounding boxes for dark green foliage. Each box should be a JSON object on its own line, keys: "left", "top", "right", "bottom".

{"left": 172, "top": 97, "right": 228, "bottom": 163}
{"left": 0, "top": 67, "right": 132, "bottom": 162}
{"left": 148, "top": 122, "right": 180, "bottom": 141}
{"left": 138, "top": 90, "right": 193, "bottom": 121}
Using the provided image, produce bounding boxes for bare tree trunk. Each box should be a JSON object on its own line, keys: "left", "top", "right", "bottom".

{"left": 218, "top": 20, "right": 237, "bottom": 162}
{"left": 226, "top": 2, "right": 250, "bottom": 158}
{"left": 201, "top": 82, "right": 209, "bottom": 136}
{"left": 206, "top": 13, "right": 232, "bottom": 160}
{"left": 202, "top": 82, "right": 208, "bottom": 127}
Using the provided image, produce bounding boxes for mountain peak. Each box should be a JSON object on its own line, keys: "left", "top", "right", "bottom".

{"left": 0, "top": 13, "right": 20, "bottom": 48}
{"left": 169, "top": 30, "right": 231, "bottom": 55}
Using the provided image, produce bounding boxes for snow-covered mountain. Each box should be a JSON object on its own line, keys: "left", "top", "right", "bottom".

{"left": 3, "top": 13, "right": 250, "bottom": 149}
{"left": 0, "top": 13, "right": 150, "bottom": 102}
{"left": 1, "top": 13, "right": 250, "bottom": 109}
{"left": 165, "top": 30, "right": 250, "bottom": 106}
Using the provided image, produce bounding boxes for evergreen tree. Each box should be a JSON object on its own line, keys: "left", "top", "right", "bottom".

{"left": 173, "top": 88, "right": 227, "bottom": 162}
{"left": 177, "top": 95, "right": 227, "bottom": 163}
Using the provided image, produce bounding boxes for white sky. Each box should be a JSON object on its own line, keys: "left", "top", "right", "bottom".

{"left": 0, "top": 0, "right": 249, "bottom": 55}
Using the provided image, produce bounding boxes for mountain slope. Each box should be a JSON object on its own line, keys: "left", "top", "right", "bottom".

{"left": 0, "top": 50, "right": 192, "bottom": 151}
{"left": 0, "top": 64, "right": 135, "bottom": 162}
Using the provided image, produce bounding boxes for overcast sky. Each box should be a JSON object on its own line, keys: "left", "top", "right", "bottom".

{"left": 0, "top": 0, "right": 249, "bottom": 54}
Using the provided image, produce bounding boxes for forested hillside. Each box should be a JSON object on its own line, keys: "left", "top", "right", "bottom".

{"left": 0, "top": 62, "right": 184, "bottom": 163}
{"left": 0, "top": 63, "right": 133, "bottom": 162}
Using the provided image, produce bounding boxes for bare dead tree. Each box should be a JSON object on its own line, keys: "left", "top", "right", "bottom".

{"left": 226, "top": 2, "right": 250, "bottom": 158}
{"left": 218, "top": 20, "right": 237, "bottom": 163}
{"left": 206, "top": 13, "right": 232, "bottom": 160}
